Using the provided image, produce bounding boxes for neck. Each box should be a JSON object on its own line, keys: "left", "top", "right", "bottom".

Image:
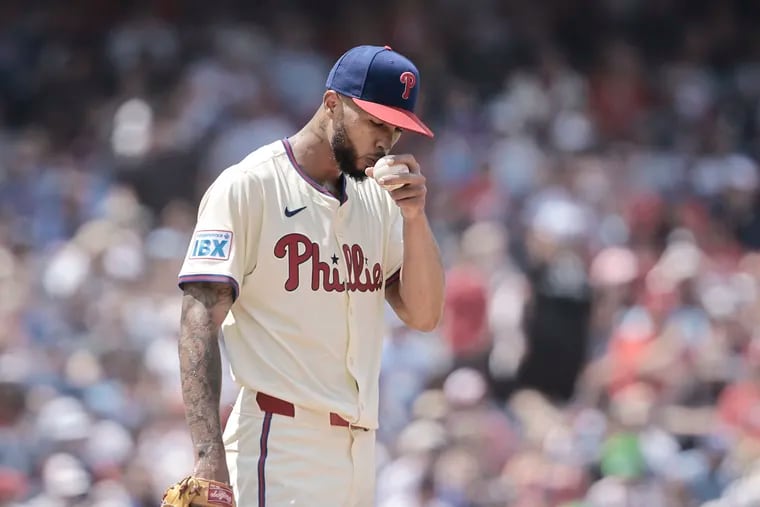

{"left": 287, "top": 114, "right": 341, "bottom": 188}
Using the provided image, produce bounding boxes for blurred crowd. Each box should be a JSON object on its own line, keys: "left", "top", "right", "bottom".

{"left": 3, "top": 0, "right": 760, "bottom": 506}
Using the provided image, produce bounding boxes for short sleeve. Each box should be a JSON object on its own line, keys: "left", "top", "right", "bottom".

{"left": 178, "top": 166, "right": 260, "bottom": 301}
{"left": 384, "top": 203, "right": 403, "bottom": 286}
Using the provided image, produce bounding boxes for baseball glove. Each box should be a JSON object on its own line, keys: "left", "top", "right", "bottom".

{"left": 161, "top": 477, "right": 235, "bottom": 507}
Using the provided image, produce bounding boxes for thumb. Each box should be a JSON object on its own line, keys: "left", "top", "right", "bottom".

{"left": 365, "top": 167, "right": 374, "bottom": 178}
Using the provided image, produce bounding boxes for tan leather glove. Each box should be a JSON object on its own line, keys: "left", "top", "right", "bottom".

{"left": 160, "top": 477, "right": 235, "bottom": 507}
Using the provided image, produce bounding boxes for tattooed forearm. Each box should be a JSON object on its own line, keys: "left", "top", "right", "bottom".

{"left": 178, "top": 282, "right": 234, "bottom": 463}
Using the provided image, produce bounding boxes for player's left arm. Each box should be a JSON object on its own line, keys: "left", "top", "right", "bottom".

{"left": 374, "top": 154, "right": 445, "bottom": 332}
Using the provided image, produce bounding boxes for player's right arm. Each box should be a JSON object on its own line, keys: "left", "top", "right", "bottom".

{"left": 179, "top": 280, "right": 234, "bottom": 484}
{"left": 175, "top": 163, "right": 262, "bottom": 485}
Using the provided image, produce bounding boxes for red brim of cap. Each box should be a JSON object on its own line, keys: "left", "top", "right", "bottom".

{"left": 353, "top": 98, "right": 434, "bottom": 138}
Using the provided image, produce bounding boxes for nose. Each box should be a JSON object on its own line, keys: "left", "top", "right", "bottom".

{"left": 375, "top": 128, "right": 395, "bottom": 154}
{"left": 375, "top": 138, "right": 389, "bottom": 154}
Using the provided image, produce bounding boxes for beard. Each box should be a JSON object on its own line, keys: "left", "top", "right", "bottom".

{"left": 330, "top": 122, "right": 377, "bottom": 182}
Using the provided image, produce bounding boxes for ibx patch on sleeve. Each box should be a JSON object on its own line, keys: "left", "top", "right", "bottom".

{"left": 188, "top": 230, "right": 233, "bottom": 260}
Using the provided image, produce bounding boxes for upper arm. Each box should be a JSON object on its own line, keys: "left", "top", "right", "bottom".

{"left": 181, "top": 281, "right": 235, "bottom": 330}
{"left": 177, "top": 166, "right": 262, "bottom": 301}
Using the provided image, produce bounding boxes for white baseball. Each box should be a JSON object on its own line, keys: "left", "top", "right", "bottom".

{"left": 372, "top": 158, "right": 409, "bottom": 191}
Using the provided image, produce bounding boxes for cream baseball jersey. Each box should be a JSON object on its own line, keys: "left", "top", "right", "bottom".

{"left": 178, "top": 139, "right": 403, "bottom": 429}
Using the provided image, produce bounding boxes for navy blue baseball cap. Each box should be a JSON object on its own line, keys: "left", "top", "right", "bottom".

{"left": 326, "top": 45, "right": 434, "bottom": 138}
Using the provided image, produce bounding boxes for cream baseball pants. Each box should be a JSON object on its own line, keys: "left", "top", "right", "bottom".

{"left": 223, "top": 388, "right": 376, "bottom": 507}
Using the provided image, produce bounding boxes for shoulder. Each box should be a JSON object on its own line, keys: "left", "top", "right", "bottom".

{"left": 236, "top": 139, "right": 288, "bottom": 177}
{"left": 208, "top": 140, "right": 288, "bottom": 192}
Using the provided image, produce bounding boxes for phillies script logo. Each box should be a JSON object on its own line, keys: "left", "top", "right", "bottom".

{"left": 207, "top": 484, "right": 234, "bottom": 507}
{"left": 274, "top": 233, "right": 383, "bottom": 292}
{"left": 400, "top": 71, "right": 416, "bottom": 100}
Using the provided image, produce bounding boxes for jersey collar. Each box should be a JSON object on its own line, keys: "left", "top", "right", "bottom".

{"left": 282, "top": 138, "right": 348, "bottom": 205}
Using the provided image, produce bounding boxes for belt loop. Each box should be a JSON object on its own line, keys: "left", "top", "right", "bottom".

{"left": 256, "top": 392, "right": 295, "bottom": 417}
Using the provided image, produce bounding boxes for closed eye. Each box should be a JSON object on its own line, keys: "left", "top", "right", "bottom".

{"left": 370, "top": 119, "right": 403, "bottom": 134}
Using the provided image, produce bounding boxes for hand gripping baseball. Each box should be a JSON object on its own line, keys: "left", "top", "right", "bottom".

{"left": 366, "top": 154, "right": 427, "bottom": 220}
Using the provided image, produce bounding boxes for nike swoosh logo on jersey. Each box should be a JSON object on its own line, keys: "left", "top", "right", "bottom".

{"left": 284, "top": 205, "right": 307, "bottom": 217}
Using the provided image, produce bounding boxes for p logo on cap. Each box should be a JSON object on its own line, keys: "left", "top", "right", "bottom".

{"left": 400, "top": 72, "right": 416, "bottom": 100}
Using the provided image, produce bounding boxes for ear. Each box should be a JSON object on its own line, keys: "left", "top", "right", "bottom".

{"left": 323, "top": 91, "right": 341, "bottom": 118}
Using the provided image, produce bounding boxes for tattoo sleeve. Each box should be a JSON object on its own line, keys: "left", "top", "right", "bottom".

{"left": 178, "top": 282, "right": 234, "bottom": 463}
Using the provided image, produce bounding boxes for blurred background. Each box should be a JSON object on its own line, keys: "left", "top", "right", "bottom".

{"left": 3, "top": 0, "right": 760, "bottom": 505}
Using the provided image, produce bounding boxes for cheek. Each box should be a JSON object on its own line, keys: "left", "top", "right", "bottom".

{"left": 346, "top": 124, "right": 375, "bottom": 152}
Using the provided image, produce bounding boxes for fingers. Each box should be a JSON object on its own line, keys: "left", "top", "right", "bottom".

{"left": 365, "top": 155, "right": 427, "bottom": 219}
{"left": 377, "top": 172, "right": 425, "bottom": 189}
{"left": 387, "top": 181, "right": 427, "bottom": 201}
{"left": 380, "top": 154, "right": 421, "bottom": 174}
{"left": 390, "top": 186, "right": 426, "bottom": 219}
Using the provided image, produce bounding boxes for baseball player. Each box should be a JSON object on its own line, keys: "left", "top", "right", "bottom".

{"left": 164, "top": 45, "right": 445, "bottom": 507}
